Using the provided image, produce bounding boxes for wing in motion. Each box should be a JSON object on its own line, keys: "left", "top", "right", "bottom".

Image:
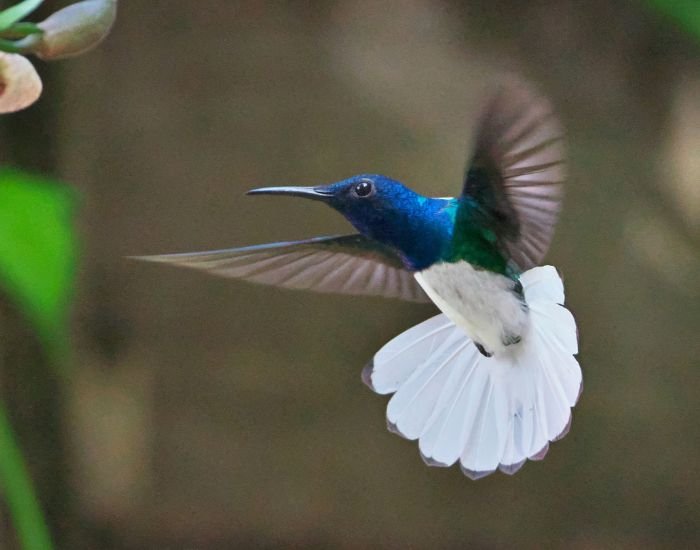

{"left": 132, "top": 234, "right": 429, "bottom": 302}
{"left": 460, "top": 78, "right": 566, "bottom": 271}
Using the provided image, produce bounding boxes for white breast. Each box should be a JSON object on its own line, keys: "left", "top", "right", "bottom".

{"left": 414, "top": 261, "right": 529, "bottom": 355}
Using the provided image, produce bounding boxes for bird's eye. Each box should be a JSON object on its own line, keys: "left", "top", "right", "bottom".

{"left": 353, "top": 181, "right": 374, "bottom": 198}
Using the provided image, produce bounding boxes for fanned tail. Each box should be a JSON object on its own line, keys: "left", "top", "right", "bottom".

{"left": 362, "top": 266, "right": 581, "bottom": 479}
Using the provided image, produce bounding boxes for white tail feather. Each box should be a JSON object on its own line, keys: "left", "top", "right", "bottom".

{"left": 363, "top": 265, "right": 581, "bottom": 479}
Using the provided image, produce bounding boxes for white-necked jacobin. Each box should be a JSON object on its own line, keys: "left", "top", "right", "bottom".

{"left": 135, "top": 79, "right": 582, "bottom": 480}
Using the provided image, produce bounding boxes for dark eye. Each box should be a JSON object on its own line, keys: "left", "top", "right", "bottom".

{"left": 353, "top": 180, "right": 374, "bottom": 198}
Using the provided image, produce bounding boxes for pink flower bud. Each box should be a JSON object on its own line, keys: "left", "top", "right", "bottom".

{"left": 34, "top": 0, "right": 117, "bottom": 60}
{"left": 0, "top": 52, "right": 42, "bottom": 113}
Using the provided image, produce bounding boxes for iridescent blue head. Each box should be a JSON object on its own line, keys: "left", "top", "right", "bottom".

{"left": 248, "top": 174, "right": 456, "bottom": 270}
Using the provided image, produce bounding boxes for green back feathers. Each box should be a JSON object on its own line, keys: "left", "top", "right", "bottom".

{"left": 446, "top": 198, "right": 510, "bottom": 275}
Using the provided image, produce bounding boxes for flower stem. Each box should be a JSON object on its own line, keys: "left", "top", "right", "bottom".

{"left": 0, "top": 399, "right": 53, "bottom": 550}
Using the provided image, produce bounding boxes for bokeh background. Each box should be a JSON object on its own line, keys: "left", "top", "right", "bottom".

{"left": 1, "top": 1, "right": 700, "bottom": 548}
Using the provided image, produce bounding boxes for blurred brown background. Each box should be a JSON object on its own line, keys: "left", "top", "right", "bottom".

{"left": 2, "top": 0, "right": 700, "bottom": 548}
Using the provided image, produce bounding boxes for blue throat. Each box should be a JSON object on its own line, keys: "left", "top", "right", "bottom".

{"left": 351, "top": 196, "right": 456, "bottom": 271}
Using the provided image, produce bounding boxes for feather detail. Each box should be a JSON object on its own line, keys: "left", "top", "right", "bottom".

{"left": 131, "top": 234, "right": 429, "bottom": 302}
{"left": 363, "top": 265, "right": 581, "bottom": 479}
{"left": 459, "top": 79, "right": 566, "bottom": 270}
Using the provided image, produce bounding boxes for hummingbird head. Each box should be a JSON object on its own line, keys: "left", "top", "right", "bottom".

{"left": 248, "top": 174, "right": 427, "bottom": 239}
{"left": 248, "top": 175, "right": 454, "bottom": 270}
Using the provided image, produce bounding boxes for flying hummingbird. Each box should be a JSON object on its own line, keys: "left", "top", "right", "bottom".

{"left": 134, "top": 80, "right": 581, "bottom": 479}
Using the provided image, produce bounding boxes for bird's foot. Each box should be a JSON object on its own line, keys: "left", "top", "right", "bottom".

{"left": 475, "top": 343, "right": 492, "bottom": 357}
{"left": 502, "top": 333, "right": 522, "bottom": 346}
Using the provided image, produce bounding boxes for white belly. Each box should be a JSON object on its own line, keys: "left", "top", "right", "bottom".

{"left": 414, "top": 261, "right": 529, "bottom": 354}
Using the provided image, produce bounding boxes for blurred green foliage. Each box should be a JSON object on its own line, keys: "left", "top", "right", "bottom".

{"left": 647, "top": 0, "right": 700, "bottom": 39}
{"left": 0, "top": 0, "right": 43, "bottom": 32}
{"left": 0, "top": 168, "right": 78, "bottom": 550}
{"left": 0, "top": 168, "right": 77, "bottom": 360}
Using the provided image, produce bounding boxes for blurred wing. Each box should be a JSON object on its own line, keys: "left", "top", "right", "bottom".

{"left": 133, "top": 234, "right": 429, "bottom": 302}
{"left": 460, "top": 79, "right": 566, "bottom": 270}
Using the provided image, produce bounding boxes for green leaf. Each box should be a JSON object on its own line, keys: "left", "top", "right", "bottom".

{"left": 0, "top": 400, "right": 54, "bottom": 550}
{"left": 0, "top": 21, "right": 44, "bottom": 38}
{"left": 646, "top": 0, "right": 700, "bottom": 40}
{"left": 0, "top": 36, "right": 25, "bottom": 52}
{"left": 0, "top": 0, "right": 44, "bottom": 32}
{"left": 0, "top": 168, "right": 78, "bottom": 359}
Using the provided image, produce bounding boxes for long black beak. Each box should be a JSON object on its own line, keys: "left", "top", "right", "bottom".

{"left": 246, "top": 185, "right": 334, "bottom": 201}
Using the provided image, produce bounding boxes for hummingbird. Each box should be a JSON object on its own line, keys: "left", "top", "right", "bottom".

{"left": 134, "top": 80, "right": 581, "bottom": 479}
